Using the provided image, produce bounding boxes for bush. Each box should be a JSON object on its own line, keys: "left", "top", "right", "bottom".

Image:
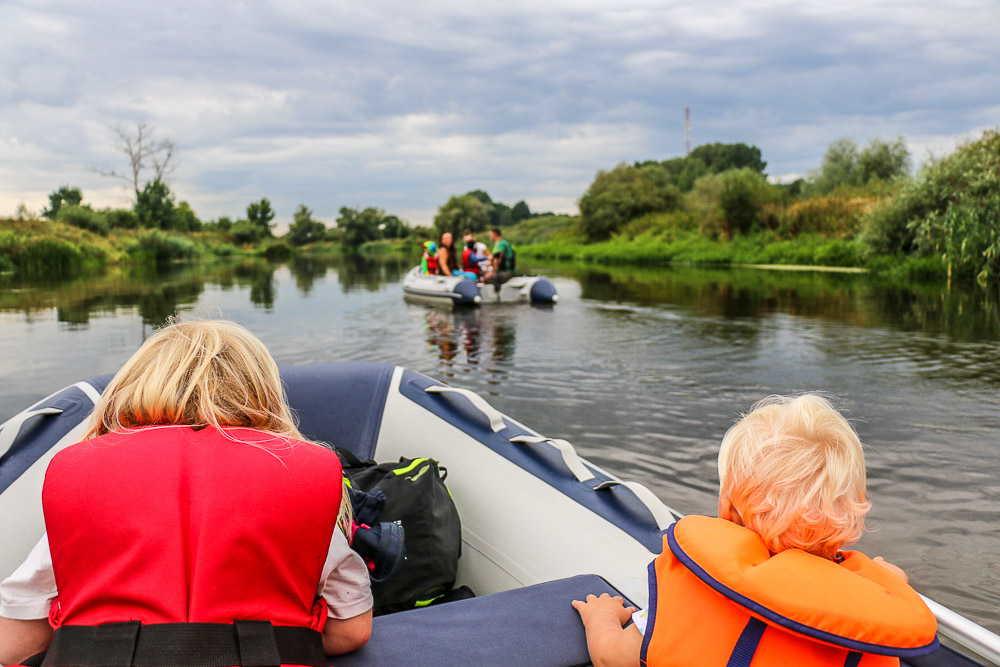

{"left": 717, "top": 169, "right": 775, "bottom": 236}
{"left": 105, "top": 209, "right": 139, "bottom": 229}
{"left": 860, "top": 128, "right": 1000, "bottom": 284}
{"left": 0, "top": 233, "right": 87, "bottom": 276}
{"left": 579, "top": 163, "right": 681, "bottom": 241}
{"left": 56, "top": 205, "right": 109, "bottom": 236}
{"left": 128, "top": 230, "right": 198, "bottom": 266}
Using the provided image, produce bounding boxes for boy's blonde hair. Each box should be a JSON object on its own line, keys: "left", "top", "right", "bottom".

{"left": 84, "top": 319, "right": 353, "bottom": 533}
{"left": 718, "top": 394, "right": 870, "bottom": 558}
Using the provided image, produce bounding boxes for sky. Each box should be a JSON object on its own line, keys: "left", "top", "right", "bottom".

{"left": 1, "top": 0, "right": 998, "bottom": 227}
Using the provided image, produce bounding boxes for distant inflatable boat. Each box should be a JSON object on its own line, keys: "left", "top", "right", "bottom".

{"left": 401, "top": 267, "right": 558, "bottom": 306}
{"left": 2, "top": 364, "right": 998, "bottom": 666}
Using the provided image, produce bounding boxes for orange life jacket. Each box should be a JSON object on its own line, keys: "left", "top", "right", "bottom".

{"left": 42, "top": 426, "right": 344, "bottom": 665}
{"left": 640, "top": 515, "right": 938, "bottom": 667}
{"left": 461, "top": 248, "right": 481, "bottom": 276}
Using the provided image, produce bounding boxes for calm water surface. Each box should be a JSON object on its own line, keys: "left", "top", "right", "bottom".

{"left": 1, "top": 256, "right": 998, "bottom": 632}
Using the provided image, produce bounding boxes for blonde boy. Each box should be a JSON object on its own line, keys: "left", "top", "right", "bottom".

{"left": 573, "top": 394, "right": 935, "bottom": 667}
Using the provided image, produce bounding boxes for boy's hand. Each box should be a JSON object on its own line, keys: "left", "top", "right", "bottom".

{"left": 873, "top": 556, "right": 909, "bottom": 583}
{"left": 572, "top": 593, "right": 636, "bottom": 626}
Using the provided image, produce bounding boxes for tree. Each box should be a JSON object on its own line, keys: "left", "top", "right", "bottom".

{"left": 43, "top": 186, "right": 83, "bottom": 219}
{"left": 433, "top": 195, "right": 490, "bottom": 239}
{"left": 717, "top": 169, "right": 774, "bottom": 236}
{"left": 688, "top": 142, "right": 767, "bottom": 174}
{"left": 98, "top": 122, "right": 176, "bottom": 200}
{"left": 286, "top": 204, "right": 327, "bottom": 246}
{"left": 857, "top": 137, "right": 911, "bottom": 184}
{"left": 246, "top": 199, "right": 275, "bottom": 238}
{"left": 811, "top": 136, "right": 911, "bottom": 194}
{"left": 578, "top": 163, "right": 681, "bottom": 241}
{"left": 511, "top": 200, "right": 531, "bottom": 222}
{"left": 380, "top": 214, "right": 409, "bottom": 239}
{"left": 134, "top": 179, "right": 176, "bottom": 230}
{"left": 337, "top": 206, "right": 382, "bottom": 247}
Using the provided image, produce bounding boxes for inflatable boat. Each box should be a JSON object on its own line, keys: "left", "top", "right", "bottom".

{"left": 401, "top": 267, "right": 558, "bottom": 306}
{"left": 1, "top": 363, "right": 998, "bottom": 666}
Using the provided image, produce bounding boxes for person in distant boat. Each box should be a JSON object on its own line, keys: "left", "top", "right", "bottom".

{"left": 0, "top": 320, "right": 373, "bottom": 667}
{"left": 572, "top": 394, "right": 938, "bottom": 667}
{"left": 462, "top": 229, "right": 491, "bottom": 275}
{"left": 421, "top": 240, "right": 439, "bottom": 274}
{"left": 437, "top": 231, "right": 477, "bottom": 279}
{"left": 483, "top": 227, "right": 515, "bottom": 285}
{"left": 461, "top": 239, "right": 490, "bottom": 279}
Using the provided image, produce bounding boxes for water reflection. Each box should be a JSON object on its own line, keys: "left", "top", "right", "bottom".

{"left": 562, "top": 263, "right": 1000, "bottom": 342}
{"left": 421, "top": 307, "right": 517, "bottom": 383}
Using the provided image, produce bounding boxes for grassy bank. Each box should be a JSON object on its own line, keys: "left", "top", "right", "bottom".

{"left": 0, "top": 218, "right": 295, "bottom": 277}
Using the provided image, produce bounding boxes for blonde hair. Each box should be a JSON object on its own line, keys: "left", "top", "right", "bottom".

{"left": 86, "top": 319, "right": 353, "bottom": 535}
{"left": 718, "top": 394, "right": 870, "bottom": 558}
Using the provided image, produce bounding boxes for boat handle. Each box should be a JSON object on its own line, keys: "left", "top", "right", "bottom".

{"left": 424, "top": 386, "right": 507, "bottom": 433}
{"left": 508, "top": 434, "right": 596, "bottom": 483}
{"left": 0, "top": 407, "right": 64, "bottom": 459}
{"left": 593, "top": 480, "right": 676, "bottom": 532}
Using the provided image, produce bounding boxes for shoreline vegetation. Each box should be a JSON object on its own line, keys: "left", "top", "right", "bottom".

{"left": 3, "top": 129, "right": 997, "bottom": 291}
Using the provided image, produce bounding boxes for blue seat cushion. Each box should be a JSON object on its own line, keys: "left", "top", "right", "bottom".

{"left": 332, "top": 574, "right": 633, "bottom": 667}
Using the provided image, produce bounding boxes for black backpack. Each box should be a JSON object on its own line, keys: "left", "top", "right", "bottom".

{"left": 337, "top": 449, "right": 463, "bottom": 615}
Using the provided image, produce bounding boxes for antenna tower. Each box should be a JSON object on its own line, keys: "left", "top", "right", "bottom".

{"left": 684, "top": 107, "right": 691, "bottom": 156}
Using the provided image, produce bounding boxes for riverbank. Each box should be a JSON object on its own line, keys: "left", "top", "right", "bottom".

{"left": 516, "top": 232, "right": 947, "bottom": 282}
{"left": 0, "top": 218, "right": 415, "bottom": 278}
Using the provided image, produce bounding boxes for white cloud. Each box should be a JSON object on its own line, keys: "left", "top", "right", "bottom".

{"left": 1, "top": 0, "right": 998, "bottom": 219}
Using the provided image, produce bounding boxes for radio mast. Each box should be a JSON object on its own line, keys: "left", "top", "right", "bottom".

{"left": 684, "top": 107, "right": 691, "bottom": 156}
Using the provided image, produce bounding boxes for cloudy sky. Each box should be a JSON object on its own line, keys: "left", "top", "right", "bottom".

{"left": 2, "top": 0, "right": 997, "bottom": 227}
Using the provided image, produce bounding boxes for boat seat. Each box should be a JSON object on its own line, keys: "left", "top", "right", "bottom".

{"left": 282, "top": 363, "right": 394, "bottom": 460}
{"left": 332, "top": 574, "right": 632, "bottom": 667}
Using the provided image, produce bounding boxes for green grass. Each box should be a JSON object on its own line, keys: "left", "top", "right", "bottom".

{"left": 518, "top": 231, "right": 868, "bottom": 269}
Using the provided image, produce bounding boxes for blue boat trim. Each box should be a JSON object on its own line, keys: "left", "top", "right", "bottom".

{"left": 0, "top": 377, "right": 110, "bottom": 494}
{"left": 398, "top": 369, "right": 670, "bottom": 553}
{"left": 665, "top": 523, "right": 940, "bottom": 658}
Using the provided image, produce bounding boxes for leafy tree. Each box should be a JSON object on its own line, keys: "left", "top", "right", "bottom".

{"left": 57, "top": 205, "right": 109, "bottom": 236}
{"left": 717, "top": 169, "right": 774, "bottom": 236}
{"left": 862, "top": 129, "right": 1000, "bottom": 285}
{"left": 246, "top": 198, "right": 275, "bottom": 237}
{"left": 434, "top": 195, "right": 490, "bottom": 239}
{"left": 337, "top": 206, "right": 384, "bottom": 247}
{"left": 857, "top": 137, "right": 911, "bottom": 184}
{"left": 578, "top": 163, "right": 681, "bottom": 241}
{"left": 380, "top": 214, "right": 409, "bottom": 239}
{"left": 511, "top": 200, "right": 531, "bottom": 222}
{"left": 286, "top": 204, "right": 327, "bottom": 246}
{"left": 811, "top": 137, "right": 911, "bottom": 194}
{"left": 174, "top": 201, "right": 202, "bottom": 232}
{"left": 688, "top": 142, "right": 767, "bottom": 174}
{"left": 43, "top": 186, "right": 83, "bottom": 219}
{"left": 134, "top": 179, "right": 176, "bottom": 230}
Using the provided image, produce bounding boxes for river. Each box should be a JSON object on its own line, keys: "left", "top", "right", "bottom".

{"left": 1, "top": 255, "right": 998, "bottom": 633}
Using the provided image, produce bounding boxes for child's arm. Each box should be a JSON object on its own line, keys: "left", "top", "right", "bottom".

{"left": 873, "top": 556, "right": 909, "bottom": 582}
{"left": 571, "top": 593, "right": 643, "bottom": 667}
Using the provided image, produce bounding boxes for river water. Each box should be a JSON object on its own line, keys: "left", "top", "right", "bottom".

{"left": 1, "top": 255, "right": 998, "bottom": 633}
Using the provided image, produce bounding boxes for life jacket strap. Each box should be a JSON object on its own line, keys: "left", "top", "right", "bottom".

{"left": 34, "top": 620, "right": 325, "bottom": 667}
{"left": 726, "top": 617, "right": 767, "bottom": 667}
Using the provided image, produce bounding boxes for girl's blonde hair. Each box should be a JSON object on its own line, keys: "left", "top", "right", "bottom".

{"left": 718, "top": 394, "right": 871, "bottom": 559}
{"left": 85, "top": 319, "right": 353, "bottom": 534}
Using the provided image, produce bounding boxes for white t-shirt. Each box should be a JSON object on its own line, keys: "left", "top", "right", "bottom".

{"left": 0, "top": 529, "right": 372, "bottom": 621}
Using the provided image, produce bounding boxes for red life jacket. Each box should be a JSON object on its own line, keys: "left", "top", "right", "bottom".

{"left": 461, "top": 248, "right": 481, "bottom": 276}
{"left": 423, "top": 251, "right": 439, "bottom": 274}
{"left": 641, "top": 516, "right": 938, "bottom": 667}
{"left": 42, "top": 426, "right": 343, "bottom": 637}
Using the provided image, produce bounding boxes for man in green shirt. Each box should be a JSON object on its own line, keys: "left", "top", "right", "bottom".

{"left": 484, "top": 227, "right": 515, "bottom": 284}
